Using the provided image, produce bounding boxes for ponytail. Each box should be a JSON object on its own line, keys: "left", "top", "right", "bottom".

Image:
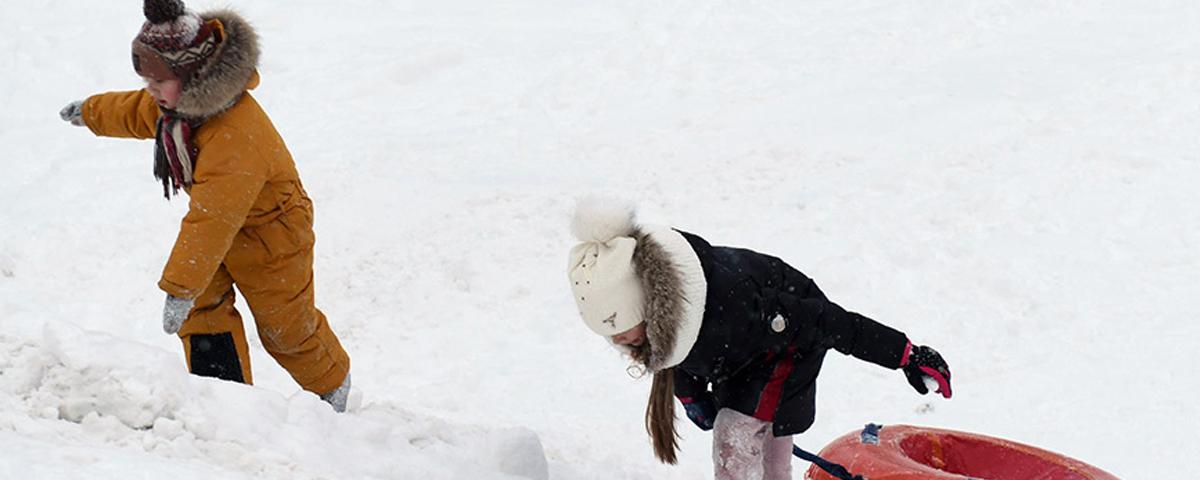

{"left": 645, "top": 367, "right": 679, "bottom": 464}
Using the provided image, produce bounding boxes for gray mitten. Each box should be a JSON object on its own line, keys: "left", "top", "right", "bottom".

{"left": 60, "top": 100, "right": 85, "bottom": 127}
{"left": 320, "top": 373, "right": 352, "bottom": 413}
{"left": 162, "top": 294, "right": 194, "bottom": 335}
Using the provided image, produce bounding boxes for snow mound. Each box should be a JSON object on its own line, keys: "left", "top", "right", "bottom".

{"left": 0, "top": 326, "right": 548, "bottom": 480}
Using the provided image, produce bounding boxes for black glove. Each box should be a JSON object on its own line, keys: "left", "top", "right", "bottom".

{"left": 679, "top": 394, "right": 717, "bottom": 431}
{"left": 903, "top": 345, "right": 952, "bottom": 399}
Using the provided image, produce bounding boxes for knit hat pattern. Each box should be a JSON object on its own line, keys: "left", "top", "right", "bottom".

{"left": 133, "top": 0, "right": 217, "bottom": 81}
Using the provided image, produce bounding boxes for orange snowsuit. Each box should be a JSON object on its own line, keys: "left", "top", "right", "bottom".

{"left": 81, "top": 74, "right": 350, "bottom": 395}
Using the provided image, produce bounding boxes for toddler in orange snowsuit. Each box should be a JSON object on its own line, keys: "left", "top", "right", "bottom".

{"left": 59, "top": 0, "right": 351, "bottom": 410}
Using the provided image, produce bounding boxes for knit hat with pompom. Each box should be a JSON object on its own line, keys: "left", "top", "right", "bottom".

{"left": 567, "top": 198, "right": 645, "bottom": 337}
{"left": 131, "top": 0, "right": 218, "bottom": 82}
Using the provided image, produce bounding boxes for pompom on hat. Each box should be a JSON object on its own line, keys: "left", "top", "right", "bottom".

{"left": 131, "top": 0, "right": 218, "bottom": 82}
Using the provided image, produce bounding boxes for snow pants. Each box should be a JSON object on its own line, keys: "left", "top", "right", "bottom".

{"left": 713, "top": 409, "right": 793, "bottom": 480}
{"left": 176, "top": 225, "right": 350, "bottom": 396}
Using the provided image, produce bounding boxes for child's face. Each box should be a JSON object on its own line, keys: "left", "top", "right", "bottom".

{"left": 143, "top": 76, "right": 182, "bottom": 109}
{"left": 611, "top": 322, "right": 647, "bottom": 347}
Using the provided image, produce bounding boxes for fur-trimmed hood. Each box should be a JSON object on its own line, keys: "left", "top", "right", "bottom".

{"left": 632, "top": 225, "right": 707, "bottom": 372}
{"left": 175, "top": 9, "right": 259, "bottom": 119}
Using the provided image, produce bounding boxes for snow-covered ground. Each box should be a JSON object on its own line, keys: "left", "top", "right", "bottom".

{"left": 3, "top": 0, "right": 1198, "bottom": 478}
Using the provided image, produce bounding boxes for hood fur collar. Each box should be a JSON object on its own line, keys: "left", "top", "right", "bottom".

{"left": 175, "top": 9, "right": 259, "bottom": 119}
{"left": 634, "top": 225, "right": 707, "bottom": 372}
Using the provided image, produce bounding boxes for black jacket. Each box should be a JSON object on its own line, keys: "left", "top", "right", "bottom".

{"left": 672, "top": 231, "right": 909, "bottom": 436}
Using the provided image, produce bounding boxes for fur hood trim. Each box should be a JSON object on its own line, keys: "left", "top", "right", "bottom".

{"left": 175, "top": 9, "right": 259, "bottom": 119}
{"left": 634, "top": 224, "right": 707, "bottom": 372}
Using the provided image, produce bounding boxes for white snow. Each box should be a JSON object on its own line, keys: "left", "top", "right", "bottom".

{"left": 3, "top": 0, "right": 1199, "bottom": 478}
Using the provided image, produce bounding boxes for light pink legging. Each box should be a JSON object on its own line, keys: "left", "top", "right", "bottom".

{"left": 712, "top": 408, "right": 793, "bottom": 480}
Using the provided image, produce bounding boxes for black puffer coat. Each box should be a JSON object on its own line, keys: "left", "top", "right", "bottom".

{"left": 672, "top": 231, "right": 909, "bottom": 436}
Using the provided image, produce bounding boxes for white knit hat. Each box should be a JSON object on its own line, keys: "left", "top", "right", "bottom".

{"left": 567, "top": 199, "right": 644, "bottom": 336}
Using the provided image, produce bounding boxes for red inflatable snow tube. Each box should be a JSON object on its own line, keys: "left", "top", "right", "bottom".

{"left": 804, "top": 425, "right": 1119, "bottom": 480}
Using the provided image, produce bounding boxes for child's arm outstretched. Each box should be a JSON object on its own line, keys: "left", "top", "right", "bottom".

{"left": 61, "top": 90, "right": 161, "bottom": 139}
{"left": 780, "top": 294, "right": 953, "bottom": 398}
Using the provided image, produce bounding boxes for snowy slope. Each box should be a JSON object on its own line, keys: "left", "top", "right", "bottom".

{"left": 3, "top": 0, "right": 1199, "bottom": 478}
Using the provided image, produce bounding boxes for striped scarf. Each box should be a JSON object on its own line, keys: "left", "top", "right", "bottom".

{"left": 153, "top": 113, "right": 197, "bottom": 199}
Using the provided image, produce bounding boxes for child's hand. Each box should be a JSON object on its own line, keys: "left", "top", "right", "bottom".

{"left": 680, "top": 394, "right": 717, "bottom": 431}
{"left": 162, "top": 294, "right": 194, "bottom": 334}
{"left": 902, "top": 345, "right": 952, "bottom": 399}
{"left": 59, "top": 100, "right": 85, "bottom": 127}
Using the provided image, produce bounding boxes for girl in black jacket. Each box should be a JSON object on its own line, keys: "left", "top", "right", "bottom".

{"left": 567, "top": 200, "right": 952, "bottom": 480}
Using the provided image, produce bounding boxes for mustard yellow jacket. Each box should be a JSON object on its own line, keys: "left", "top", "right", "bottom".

{"left": 82, "top": 73, "right": 315, "bottom": 299}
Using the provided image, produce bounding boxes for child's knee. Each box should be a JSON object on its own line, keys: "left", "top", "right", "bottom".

{"left": 255, "top": 304, "right": 338, "bottom": 356}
